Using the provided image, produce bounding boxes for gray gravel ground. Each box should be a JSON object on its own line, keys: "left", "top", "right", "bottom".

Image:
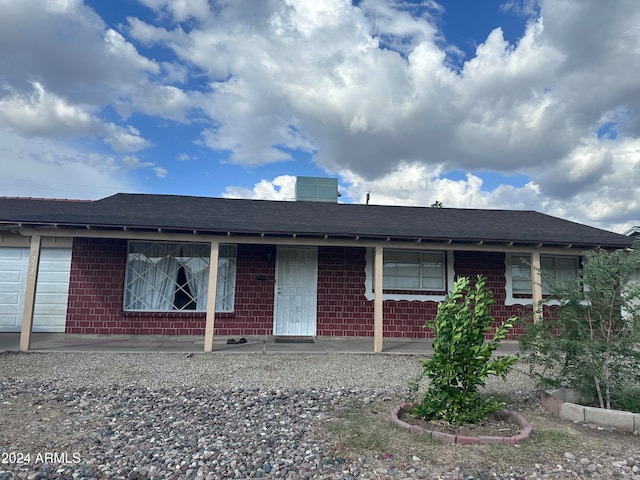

{"left": 1, "top": 351, "right": 639, "bottom": 479}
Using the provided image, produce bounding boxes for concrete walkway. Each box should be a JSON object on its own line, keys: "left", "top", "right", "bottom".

{"left": 0, "top": 333, "right": 523, "bottom": 356}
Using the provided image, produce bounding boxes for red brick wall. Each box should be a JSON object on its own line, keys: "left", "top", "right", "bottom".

{"left": 317, "top": 247, "right": 373, "bottom": 336}
{"left": 66, "top": 238, "right": 132, "bottom": 335}
{"left": 66, "top": 240, "right": 528, "bottom": 339}
{"left": 224, "top": 244, "right": 275, "bottom": 337}
{"left": 453, "top": 251, "right": 532, "bottom": 338}
{"left": 317, "top": 249, "right": 532, "bottom": 340}
{"left": 66, "top": 239, "right": 275, "bottom": 336}
{"left": 383, "top": 300, "right": 439, "bottom": 339}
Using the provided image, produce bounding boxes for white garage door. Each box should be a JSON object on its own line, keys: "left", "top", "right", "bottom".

{"left": 0, "top": 247, "right": 72, "bottom": 332}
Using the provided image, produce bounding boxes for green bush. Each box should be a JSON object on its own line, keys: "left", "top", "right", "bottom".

{"left": 411, "top": 276, "right": 518, "bottom": 425}
{"left": 519, "top": 244, "right": 640, "bottom": 410}
{"left": 609, "top": 384, "right": 640, "bottom": 414}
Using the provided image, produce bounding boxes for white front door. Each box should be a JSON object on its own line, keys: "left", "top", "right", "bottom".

{"left": 274, "top": 246, "right": 317, "bottom": 336}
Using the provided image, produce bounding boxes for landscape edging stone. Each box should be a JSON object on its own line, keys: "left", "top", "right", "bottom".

{"left": 391, "top": 402, "right": 534, "bottom": 445}
{"left": 541, "top": 388, "right": 640, "bottom": 434}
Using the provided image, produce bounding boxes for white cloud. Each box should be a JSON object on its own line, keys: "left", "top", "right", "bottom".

{"left": 133, "top": 0, "right": 638, "bottom": 230}
{"left": 223, "top": 175, "right": 297, "bottom": 201}
{"left": 0, "top": 129, "right": 132, "bottom": 199}
{"left": 115, "top": 84, "right": 192, "bottom": 122}
{"left": 103, "top": 28, "right": 158, "bottom": 75}
{"left": 2, "top": 0, "right": 639, "bottom": 232}
{"left": 161, "top": 61, "right": 189, "bottom": 83}
{"left": 137, "top": 0, "right": 211, "bottom": 23}
{"left": 335, "top": 145, "right": 640, "bottom": 233}
{"left": 122, "top": 154, "right": 167, "bottom": 178}
{"left": 122, "top": 155, "right": 151, "bottom": 169}
{"left": 0, "top": 82, "right": 100, "bottom": 137}
{"left": 103, "top": 125, "right": 151, "bottom": 153}
{"left": 229, "top": 150, "right": 640, "bottom": 233}
{"left": 338, "top": 163, "right": 531, "bottom": 210}
{"left": 152, "top": 166, "right": 168, "bottom": 178}
{"left": 0, "top": 0, "right": 157, "bottom": 105}
{"left": 0, "top": 0, "right": 176, "bottom": 196}
{"left": 131, "top": 0, "right": 571, "bottom": 177}
{"left": 0, "top": 81, "right": 151, "bottom": 154}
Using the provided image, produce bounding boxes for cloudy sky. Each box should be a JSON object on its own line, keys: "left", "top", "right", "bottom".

{"left": 1, "top": 0, "right": 639, "bottom": 233}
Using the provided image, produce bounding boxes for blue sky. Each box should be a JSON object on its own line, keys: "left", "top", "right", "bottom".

{"left": 0, "top": 0, "right": 639, "bottom": 233}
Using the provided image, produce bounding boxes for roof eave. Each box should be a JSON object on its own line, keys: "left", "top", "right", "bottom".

{"left": 2, "top": 221, "right": 630, "bottom": 250}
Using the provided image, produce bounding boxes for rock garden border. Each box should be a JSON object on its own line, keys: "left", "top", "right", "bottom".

{"left": 541, "top": 388, "right": 640, "bottom": 434}
{"left": 391, "top": 402, "right": 534, "bottom": 445}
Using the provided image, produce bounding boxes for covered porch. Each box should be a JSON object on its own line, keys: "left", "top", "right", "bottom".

{"left": 16, "top": 231, "right": 546, "bottom": 354}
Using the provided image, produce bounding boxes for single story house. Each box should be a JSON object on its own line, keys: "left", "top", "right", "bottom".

{"left": 0, "top": 177, "right": 632, "bottom": 352}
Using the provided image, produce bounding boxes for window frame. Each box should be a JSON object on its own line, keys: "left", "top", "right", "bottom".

{"left": 364, "top": 248, "right": 453, "bottom": 302}
{"left": 123, "top": 241, "right": 237, "bottom": 313}
{"left": 505, "top": 252, "right": 580, "bottom": 305}
{"left": 382, "top": 249, "right": 447, "bottom": 292}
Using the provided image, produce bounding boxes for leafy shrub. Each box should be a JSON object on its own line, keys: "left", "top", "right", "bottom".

{"left": 609, "top": 385, "right": 640, "bottom": 414}
{"left": 519, "top": 245, "right": 640, "bottom": 410}
{"left": 411, "top": 276, "right": 518, "bottom": 425}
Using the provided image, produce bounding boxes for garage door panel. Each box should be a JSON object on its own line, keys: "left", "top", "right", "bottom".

{"left": 39, "top": 262, "right": 71, "bottom": 273}
{"left": 33, "top": 282, "right": 69, "bottom": 294}
{"left": 34, "top": 312, "right": 67, "bottom": 325}
{"left": 41, "top": 249, "right": 70, "bottom": 260}
{"left": 0, "top": 314, "right": 19, "bottom": 327}
{"left": 35, "top": 302, "right": 67, "bottom": 313}
{"left": 0, "top": 247, "right": 71, "bottom": 332}
{"left": 34, "top": 292, "right": 69, "bottom": 304}
{"left": 0, "top": 293, "right": 20, "bottom": 305}
{"left": 37, "top": 271, "right": 69, "bottom": 282}
{"left": 0, "top": 249, "right": 26, "bottom": 261}
{"left": 0, "top": 270, "right": 23, "bottom": 283}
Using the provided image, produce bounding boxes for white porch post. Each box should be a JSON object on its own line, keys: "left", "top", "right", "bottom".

{"left": 374, "top": 245, "right": 384, "bottom": 353}
{"left": 204, "top": 240, "right": 220, "bottom": 352}
{"left": 20, "top": 235, "right": 42, "bottom": 352}
{"left": 531, "top": 251, "right": 543, "bottom": 322}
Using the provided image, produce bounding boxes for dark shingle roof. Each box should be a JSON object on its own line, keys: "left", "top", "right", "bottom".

{"left": 0, "top": 193, "right": 632, "bottom": 249}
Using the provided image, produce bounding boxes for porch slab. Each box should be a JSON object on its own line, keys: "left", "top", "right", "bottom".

{"left": 0, "top": 333, "right": 522, "bottom": 356}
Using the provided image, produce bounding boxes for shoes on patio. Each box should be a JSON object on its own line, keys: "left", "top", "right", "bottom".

{"left": 226, "top": 337, "right": 247, "bottom": 345}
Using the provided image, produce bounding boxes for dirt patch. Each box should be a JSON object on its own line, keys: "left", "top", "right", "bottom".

{"left": 399, "top": 407, "right": 523, "bottom": 437}
{"left": 312, "top": 395, "right": 640, "bottom": 477}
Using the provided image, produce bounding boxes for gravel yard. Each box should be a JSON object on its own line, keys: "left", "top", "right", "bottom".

{"left": 1, "top": 351, "right": 640, "bottom": 479}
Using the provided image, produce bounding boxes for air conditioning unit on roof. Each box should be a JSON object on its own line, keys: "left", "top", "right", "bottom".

{"left": 295, "top": 176, "right": 339, "bottom": 203}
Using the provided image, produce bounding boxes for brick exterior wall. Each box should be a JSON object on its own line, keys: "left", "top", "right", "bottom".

{"left": 317, "top": 247, "right": 374, "bottom": 337}
{"left": 66, "top": 239, "right": 530, "bottom": 339}
{"left": 66, "top": 238, "right": 130, "bottom": 335}
{"left": 453, "top": 251, "right": 533, "bottom": 339}
{"left": 223, "top": 244, "right": 275, "bottom": 337}
{"left": 66, "top": 239, "right": 275, "bottom": 336}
